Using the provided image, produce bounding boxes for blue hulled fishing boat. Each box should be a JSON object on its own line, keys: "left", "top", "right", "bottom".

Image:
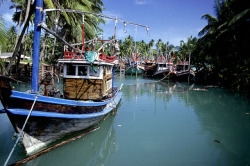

{"left": 0, "top": 1, "right": 149, "bottom": 157}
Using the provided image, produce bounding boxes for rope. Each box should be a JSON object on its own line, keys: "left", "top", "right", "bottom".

{"left": 158, "top": 72, "right": 171, "bottom": 82}
{"left": 44, "top": 9, "right": 149, "bottom": 29}
{"left": 4, "top": 95, "right": 38, "bottom": 166}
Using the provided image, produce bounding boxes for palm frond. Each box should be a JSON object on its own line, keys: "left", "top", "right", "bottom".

{"left": 229, "top": 8, "right": 250, "bottom": 26}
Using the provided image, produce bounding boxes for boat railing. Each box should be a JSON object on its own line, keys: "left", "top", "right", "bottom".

{"left": 64, "top": 51, "right": 84, "bottom": 59}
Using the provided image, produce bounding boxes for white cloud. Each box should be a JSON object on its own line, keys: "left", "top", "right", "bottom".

{"left": 2, "top": 12, "right": 13, "bottom": 23}
{"left": 102, "top": 10, "right": 123, "bottom": 24}
{"left": 134, "top": 0, "right": 148, "bottom": 5}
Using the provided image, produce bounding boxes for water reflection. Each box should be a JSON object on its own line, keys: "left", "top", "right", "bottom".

{"left": 118, "top": 75, "right": 250, "bottom": 165}
{"left": 25, "top": 110, "right": 118, "bottom": 166}
{"left": 1, "top": 75, "right": 250, "bottom": 166}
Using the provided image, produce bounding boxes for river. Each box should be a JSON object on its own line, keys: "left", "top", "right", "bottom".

{"left": 0, "top": 74, "right": 250, "bottom": 166}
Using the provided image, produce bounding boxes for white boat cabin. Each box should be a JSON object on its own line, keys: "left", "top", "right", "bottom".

{"left": 157, "top": 62, "right": 172, "bottom": 71}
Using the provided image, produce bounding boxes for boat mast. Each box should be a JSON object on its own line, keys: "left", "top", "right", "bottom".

{"left": 31, "top": 0, "right": 43, "bottom": 93}
{"left": 82, "top": 14, "right": 85, "bottom": 53}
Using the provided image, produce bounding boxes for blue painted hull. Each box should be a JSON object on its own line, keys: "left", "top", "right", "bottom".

{"left": 4, "top": 88, "right": 122, "bottom": 154}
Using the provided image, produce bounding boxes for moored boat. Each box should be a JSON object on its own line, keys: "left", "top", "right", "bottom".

{"left": 125, "top": 53, "right": 144, "bottom": 75}
{"left": 0, "top": 3, "right": 149, "bottom": 157}
{"left": 170, "top": 62, "right": 195, "bottom": 81}
{"left": 152, "top": 61, "right": 173, "bottom": 78}
{"left": 0, "top": 44, "right": 123, "bottom": 154}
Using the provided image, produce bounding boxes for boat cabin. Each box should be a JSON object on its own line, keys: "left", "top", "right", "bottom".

{"left": 176, "top": 62, "right": 189, "bottom": 71}
{"left": 58, "top": 59, "right": 114, "bottom": 101}
{"left": 156, "top": 62, "right": 172, "bottom": 71}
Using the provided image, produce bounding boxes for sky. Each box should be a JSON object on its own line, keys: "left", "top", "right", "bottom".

{"left": 0, "top": 0, "right": 215, "bottom": 46}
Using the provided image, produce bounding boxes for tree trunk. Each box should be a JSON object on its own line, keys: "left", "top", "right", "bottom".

{"left": 50, "top": 11, "right": 60, "bottom": 63}
{"left": 22, "top": 0, "right": 31, "bottom": 57}
{"left": 40, "top": 32, "right": 48, "bottom": 61}
{"left": 14, "top": 10, "right": 22, "bottom": 50}
{"left": 4, "top": 3, "right": 35, "bottom": 76}
{"left": 23, "top": 27, "right": 29, "bottom": 57}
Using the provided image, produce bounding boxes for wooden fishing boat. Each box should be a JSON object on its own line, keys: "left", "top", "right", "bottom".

{"left": 170, "top": 62, "right": 195, "bottom": 81}
{"left": 0, "top": 9, "right": 123, "bottom": 155}
{"left": 0, "top": 3, "right": 149, "bottom": 163}
{"left": 152, "top": 61, "right": 173, "bottom": 78}
{"left": 125, "top": 64, "right": 144, "bottom": 75}
{"left": 143, "top": 60, "right": 156, "bottom": 77}
{"left": 0, "top": 47, "right": 123, "bottom": 154}
{"left": 125, "top": 57, "right": 144, "bottom": 75}
{"left": 170, "top": 55, "right": 195, "bottom": 81}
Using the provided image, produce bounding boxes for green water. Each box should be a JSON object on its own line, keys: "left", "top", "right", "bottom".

{"left": 1, "top": 75, "right": 250, "bottom": 166}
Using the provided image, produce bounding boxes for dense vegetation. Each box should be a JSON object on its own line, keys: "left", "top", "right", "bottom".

{"left": 0, "top": 0, "right": 249, "bottom": 95}
{"left": 192, "top": 0, "right": 250, "bottom": 96}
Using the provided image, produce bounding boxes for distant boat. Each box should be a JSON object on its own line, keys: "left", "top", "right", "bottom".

{"left": 144, "top": 60, "right": 156, "bottom": 77}
{"left": 152, "top": 61, "right": 173, "bottom": 78}
{"left": 170, "top": 62, "right": 195, "bottom": 81}
{"left": 125, "top": 53, "right": 144, "bottom": 75}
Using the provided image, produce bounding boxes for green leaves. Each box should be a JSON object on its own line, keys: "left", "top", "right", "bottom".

{"left": 193, "top": 0, "right": 250, "bottom": 96}
{"left": 0, "top": 16, "right": 7, "bottom": 49}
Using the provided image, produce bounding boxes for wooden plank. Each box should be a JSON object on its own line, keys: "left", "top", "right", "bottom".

{"left": 63, "top": 78, "right": 103, "bottom": 100}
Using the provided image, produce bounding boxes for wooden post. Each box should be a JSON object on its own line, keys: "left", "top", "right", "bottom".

{"left": 82, "top": 14, "right": 85, "bottom": 53}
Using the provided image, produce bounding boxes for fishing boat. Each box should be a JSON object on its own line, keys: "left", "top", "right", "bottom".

{"left": 170, "top": 54, "right": 195, "bottom": 81}
{"left": 152, "top": 56, "right": 173, "bottom": 78}
{"left": 170, "top": 62, "right": 194, "bottom": 81}
{"left": 0, "top": 39, "right": 122, "bottom": 155}
{"left": 0, "top": 1, "right": 149, "bottom": 157}
{"left": 125, "top": 53, "right": 144, "bottom": 75}
{"left": 144, "top": 60, "right": 156, "bottom": 77}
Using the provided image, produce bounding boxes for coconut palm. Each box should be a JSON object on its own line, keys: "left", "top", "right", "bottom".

{"left": 5, "top": 26, "right": 17, "bottom": 52}
{"left": 193, "top": 0, "right": 250, "bottom": 95}
{"left": 156, "top": 39, "right": 162, "bottom": 54}
{"left": 0, "top": 16, "right": 7, "bottom": 51}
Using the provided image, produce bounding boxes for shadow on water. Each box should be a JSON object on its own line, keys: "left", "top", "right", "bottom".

{"left": 188, "top": 88, "right": 250, "bottom": 165}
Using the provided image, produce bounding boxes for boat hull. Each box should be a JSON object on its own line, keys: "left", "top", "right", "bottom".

{"left": 153, "top": 69, "right": 170, "bottom": 78}
{"left": 3, "top": 88, "right": 122, "bottom": 154}
{"left": 7, "top": 113, "right": 104, "bottom": 154}
{"left": 125, "top": 66, "right": 144, "bottom": 75}
{"left": 170, "top": 71, "right": 194, "bottom": 81}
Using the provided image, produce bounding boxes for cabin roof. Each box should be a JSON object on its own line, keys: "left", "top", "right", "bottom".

{"left": 58, "top": 59, "right": 114, "bottom": 66}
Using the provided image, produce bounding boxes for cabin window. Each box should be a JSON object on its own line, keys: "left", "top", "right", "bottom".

{"left": 78, "top": 66, "right": 88, "bottom": 76}
{"left": 66, "top": 64, "right": 76, "bottom": 75}
{"left": 89, "top": 65, "right": 100, "bottom": 77}
{"left": 159, "top": 64, "right": 166, "bottom": 67}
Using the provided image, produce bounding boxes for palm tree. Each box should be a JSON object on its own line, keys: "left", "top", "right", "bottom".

{"left": 124, "top": 35, "right": 134, "bottom": 56}
{"left": 156, "top": 39, "right": 162, "bottom": 54}
{"left": 0, "top": 1, "right": 7, "bottom": 74}
{"left": 4, "top": 0, "right": 35, "bottom": 75}
{"left": 5, "top": 26, "right": 17, "bottom": 52}
{"left": 0, "top": 16, "right": 7, "bottom": 52}
{"left": 194, "top": 0, "right": 250, "bottom": 94}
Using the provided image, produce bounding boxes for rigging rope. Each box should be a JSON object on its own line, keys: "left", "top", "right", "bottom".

{"left": 4, "top": 95, "right": 38, "bottom": 166}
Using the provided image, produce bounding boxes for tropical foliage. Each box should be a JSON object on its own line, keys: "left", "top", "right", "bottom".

{"left": 192, "top": 0, "right": 250, "bottom": 95}
{"left": 1, "top": 0, "right": 249, "bottom": 96}
{"left": 1, "top": 0, "right": 105, "bottom": 75}
{"left": 0, "top": 16, "right": 7, "bottom": 51}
